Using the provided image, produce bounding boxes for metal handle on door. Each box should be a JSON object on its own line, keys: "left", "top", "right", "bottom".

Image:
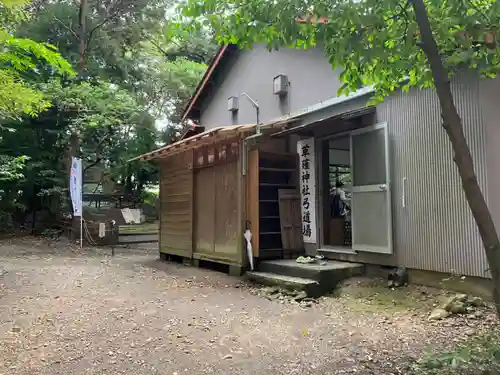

{"left": 402, "top": 177, "right": 407, "bottom": 208}
{"left": 379, "top": 184, "right": 388, "bottom": 191}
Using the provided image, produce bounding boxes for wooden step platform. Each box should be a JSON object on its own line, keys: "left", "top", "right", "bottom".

{"left": 247, "top": 259, "right": 364, "bottom": 297}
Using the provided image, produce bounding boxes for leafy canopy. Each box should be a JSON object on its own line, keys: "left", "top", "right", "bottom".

{"left": 20, "top": 0, "right": 216, "bottom": 122}
{"left": 0, "top": 0, "right": 73, "bottom": 121}
{"left": 179, "top": 0, "right": 500, "bottom": 101}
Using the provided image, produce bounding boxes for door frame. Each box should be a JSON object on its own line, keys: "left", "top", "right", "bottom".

{"left": 349, "top": 121, "right": 393, "bottom": 254}
{"left": 318, "top": 132, "right": 353, "bottom": 252}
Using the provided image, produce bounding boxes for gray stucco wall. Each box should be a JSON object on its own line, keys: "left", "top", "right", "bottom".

{"left": 200, "top": 46, "right": 343, "bottom": 129}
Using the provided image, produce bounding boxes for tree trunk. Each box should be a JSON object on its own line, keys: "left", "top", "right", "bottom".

{"left": 411, "top": 0, "right": 500, "bottom": 316}
{"left": 78, "top": 0, "right": 88, "bottom": 71}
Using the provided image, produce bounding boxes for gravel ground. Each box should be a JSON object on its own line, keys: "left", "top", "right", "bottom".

{"left": 0, "top": 238, "right": 498, "bottom": 375}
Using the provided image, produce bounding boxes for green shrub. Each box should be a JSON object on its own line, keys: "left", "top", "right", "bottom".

{"left": 412, "top": 330, "right": 500, "bottom": 375}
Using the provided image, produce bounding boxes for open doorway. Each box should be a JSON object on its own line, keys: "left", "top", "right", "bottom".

{"left": 323, "top": 135, "right": 352, "bottom": 249}
{"left": 318, "top": 121, "right": 393, "bottom": 254}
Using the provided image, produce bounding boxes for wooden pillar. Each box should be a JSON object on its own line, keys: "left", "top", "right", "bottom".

{"left": 237, "top": 140, "right": 245, "bottom": 267}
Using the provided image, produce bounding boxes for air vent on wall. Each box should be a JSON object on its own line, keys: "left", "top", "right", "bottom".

{"left": 228, "top": 96, "right": 239, "bottom": 112}
{"left": 273, "top": 74, "right": 289, "bottom": 96}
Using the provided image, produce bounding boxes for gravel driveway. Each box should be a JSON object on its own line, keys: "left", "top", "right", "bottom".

{"left": 0, "top": 238, "right": 497, "bottom": 375}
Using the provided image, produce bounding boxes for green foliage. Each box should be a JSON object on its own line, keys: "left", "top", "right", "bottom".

{"left": 0, "top": 155, "right": 29, "bottom": 229}
{"left": 40, "top": 228, "right": 62, "bottom": 239}
{"left": 44, "top": 80, "right": 142, "bottom": 130}
{"left": 0, "top": 79, "right": 158, "bottom": 226}
{"left": 178, "top": 0, "right": 500, "bottom": 102}
{"left": 0, "top": 70, "right": 49, "bottom": 120}
{"left": 0, "top": 155, "right": 28, "bottom": 182}
{"left": 140, "top": 189, "right": 158, "bottom": 206}
{"left": 0, "top": 0, "right": 73, "bottom": 122}
{"left": 2, "top": 0, "right": 28, "bottom": 7}
{"left": 39, "top": 79, "right": 159, "bottom": 189}
{"left": 20, "top": 0, "right": 214, "bottom": 121}
{"left": 138, "top": 55, "right": 208, "bottom": 121}
{"left": 0, "top": 0, "right": 216, "bottom": 231}
{"left": 411, "top": 330, "right": 500, "bottom": 375}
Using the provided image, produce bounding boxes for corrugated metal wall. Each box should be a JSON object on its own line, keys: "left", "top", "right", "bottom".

{"left": 377, "top": 72, "right": 490, "bottom": 278}
{"left": 479, "top": 77, "right": 500, "bottom": 237}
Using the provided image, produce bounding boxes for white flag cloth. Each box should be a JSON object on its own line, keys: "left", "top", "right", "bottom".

{"left": 70, "top": 157, "right": 82, "bottom": 217}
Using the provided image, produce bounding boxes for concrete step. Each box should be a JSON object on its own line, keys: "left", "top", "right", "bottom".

{"left": 246, "top": 271, "right": 321, "bottom": 297}
{"left": 258, "top": 259, "right": 364, "bottom": 293}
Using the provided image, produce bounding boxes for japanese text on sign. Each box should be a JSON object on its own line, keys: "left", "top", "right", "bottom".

{"left": 297, "top": 138, "right": 316, "bottom": 243}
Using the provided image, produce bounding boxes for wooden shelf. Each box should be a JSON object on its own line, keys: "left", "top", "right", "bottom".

{"left": 260, "top": 151, "right": 296, "bottom": 157}
{"left": 259, "top": 167, "right": 295, "bottom": 172}
{"left": 248, "top": 148, "right": 298, "bottom": 259}
{"left": 259, "top": 183, "right": 294, "bottom": 187}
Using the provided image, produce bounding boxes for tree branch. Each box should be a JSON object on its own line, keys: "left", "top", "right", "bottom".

{"left": 85, "top": 9, "right": 122, "bottom": 51}
{"left": 53, "top": 16, "right": 79, "bottom": 39}
{"left": 465, "top": 0, "right": 491, "bottom": 26}
{"left": 83, "top": 131, "right": 112, "bottom": 172}
{"left": 83, "top": 157, "right": 102, "bottom": 173}
{"left": 150, "top": 39, "right": 207, "bottom": 63}
{"left": 396, "top": 1, "right": 411, "bottom": 43}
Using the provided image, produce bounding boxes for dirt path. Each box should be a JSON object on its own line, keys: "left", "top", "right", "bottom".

{"left": 0, "top": 238, "right": 497, "bottom": 375}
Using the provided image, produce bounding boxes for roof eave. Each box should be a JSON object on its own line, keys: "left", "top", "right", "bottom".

{"left": 180, "top": 45, "right": 229, "bottom": 122}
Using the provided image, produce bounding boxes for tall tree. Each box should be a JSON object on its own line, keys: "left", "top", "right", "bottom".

{"left": 0, "top": 0, "right": 73, "bottom": 228}
{"left": 0, "top": 0, "right": 73, "bottom": 123}
{"left": 18, "top": 0, "right": 169, "bottom": 213}
{"left": 0, "top": 79, "right": 158, "bottom": 223}
{"left": 180, "top": 0, "right": 500, "bottom": 314}
{"left": 21, "top": 0, "right": 217, "bottom": 122}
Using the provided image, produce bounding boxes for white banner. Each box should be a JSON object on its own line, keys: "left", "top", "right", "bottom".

{"left": 297, "top": 138, "right": 317, "bottom": 243}
{"left": 70, "top": 157, "right": 83, "bottom": 217}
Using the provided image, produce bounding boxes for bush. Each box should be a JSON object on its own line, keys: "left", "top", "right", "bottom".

{"left": 0, "top": 210, "right": 14, "bottom": 232}
{"left": 412, "top": 330, "right": 500, "bottom": 375}
{"left": 141, "top": 188, "right": 158, "bottom": 206}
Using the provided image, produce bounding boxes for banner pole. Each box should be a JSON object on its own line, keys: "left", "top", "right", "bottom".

{"left": 80, "top": 216, "right": 83, "bottom": 248}
{"left": 80, "top": 162, "right": 83, "bottom": 248}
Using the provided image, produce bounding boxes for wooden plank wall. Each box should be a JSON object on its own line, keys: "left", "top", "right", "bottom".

{"left": 194, "top": 167, "right": 215, "bottom": 254}
{"left": 159, "top": 151, "right": 193, "bottom": 257}
{"left": 214, "top": 161, "right": 239, "bottom": 257}
{"left": 193, "top": 160, "right": 241, "bottom": 264}
{"left": 246, "top": 150, "right": 259, "bottom": 256}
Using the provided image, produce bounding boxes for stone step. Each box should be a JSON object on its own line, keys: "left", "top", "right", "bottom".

{"left": 246, "top": 271, "right": 321, "bottom": 297}
{"left": 258, "top": 259, "right": 364, "bottom": 293}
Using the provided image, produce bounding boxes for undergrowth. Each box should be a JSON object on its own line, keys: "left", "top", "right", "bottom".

{"left": 411, "top": 330, "right": 500, "bottom": 375}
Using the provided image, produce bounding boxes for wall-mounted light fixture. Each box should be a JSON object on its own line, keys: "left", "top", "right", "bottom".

{"left": 227, "top": 96, "right": 239, "bottom": 112}
{"left": 273, "top": 74, "right": 289, "bottom": 96}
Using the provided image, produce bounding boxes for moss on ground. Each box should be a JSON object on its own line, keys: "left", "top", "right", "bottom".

{"left": 118, "top": 222, "right": 158, "bottom": 233}
{"left": 336, "top": 277, "right": 452, "bottom": 313}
